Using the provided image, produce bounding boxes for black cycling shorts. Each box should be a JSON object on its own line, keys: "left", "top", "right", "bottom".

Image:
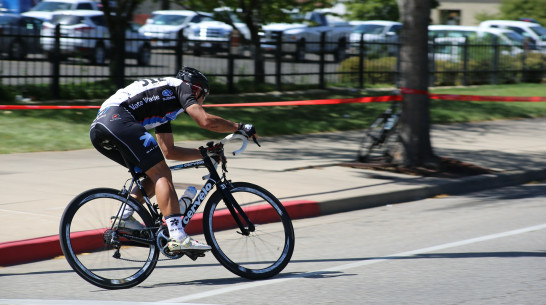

{"left": 89, "top": 106, "right": 164, "bottom": 173}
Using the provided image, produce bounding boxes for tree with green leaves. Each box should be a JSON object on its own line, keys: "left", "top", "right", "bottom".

{"left": 100, "top": 0, "right": 146, "bottom": 87}
{"left": 499, "top": 0, "right": 546, "bottom": 26}
{"left": 345, "top": 0, "right": 400, "bottom": 21}
{"left": 344, "top": 0, "right": 438, "bottom": 22}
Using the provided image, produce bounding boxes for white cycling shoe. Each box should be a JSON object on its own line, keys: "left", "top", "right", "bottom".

{"left": 167, "top": 236, "right": 211, "bottom": 253}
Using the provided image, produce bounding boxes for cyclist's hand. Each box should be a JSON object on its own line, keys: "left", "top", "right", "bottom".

{"left": 236, "top": 123, "right": 257, "bottom": 139}
{"left": 206, "top": 142, "right": 223, "bottom": 160}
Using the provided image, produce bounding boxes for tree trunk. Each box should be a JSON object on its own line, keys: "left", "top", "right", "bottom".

{"left": 395, "top": 0, "right": 439, "bottom": 168}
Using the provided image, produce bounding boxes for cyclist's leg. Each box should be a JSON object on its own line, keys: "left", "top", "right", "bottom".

{"left": 90, "top": 106, "right": 165, "bottom": 218}
{"left": 130, "top": 177, "right": 155, "bottom": 203}
{"left": 144, "top": 161, "right": 179, "bottom": 217}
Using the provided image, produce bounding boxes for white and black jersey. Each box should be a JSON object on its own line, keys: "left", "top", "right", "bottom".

{"left": 99, "top": 77, "right": 198, "bottom": 133}
{"left": 89, "top": 77, "right": 199, "bottom": 173}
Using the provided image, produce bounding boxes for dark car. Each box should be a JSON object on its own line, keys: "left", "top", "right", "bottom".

{"left": 0, "top": 13, "right": 43, "bottom": 59}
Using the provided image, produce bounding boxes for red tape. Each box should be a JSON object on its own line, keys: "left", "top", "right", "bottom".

{"left": 430, "top": 93, "right": 546, "bottom": 102}
{"left": 0, "top": 105, "right": 100, "bottom": 110}
{"left": 400, "top": 87, "right": 429, "bottom": 95}
{"left": 0, "top": 93, "right": 544, "bottom": 110}
{"left": 203, "top": 95, "right": 401, "bottom": 107}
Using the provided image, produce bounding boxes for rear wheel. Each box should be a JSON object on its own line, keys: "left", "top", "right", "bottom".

{"left": 357, "top": 115, "right": 387, "bottom": 162}
{"left": 203, "top": 182, "right": 295, "bottom": 280}
{"left": 294, "top": 39, "right": 306, "bottom": 62}
{"left": 8, "top": 40, "right": 27, "bottom": 60}
{"left": 90, "top": 44, "right": 107, "bottom": 65}
{"left": 59, "top": 188, "right": 159, "bottom": 289}
{"left": 137, "top": 44, "right": 152, "bottom": 66}
{"left": 334, "top": 39, "right": 347, "bottom": 62}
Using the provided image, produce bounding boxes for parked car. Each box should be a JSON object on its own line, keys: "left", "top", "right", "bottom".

{"left": 138, "top": 10, "right": 213, "bottom": 49}
{"left": 186, "top": 20, "right": 237, "bottom": 55}
{"left": 21, "top": 0, "right": 100, "bottom": 21}
{"left": 40, "top": 10, "right": 152, "bottom": 65}
{"left": 347, "top": 20, "right": 402, "bottom": 56}
{"left": 260, "top": 11, "right": 352, "bottom": 62}
{"left": 428, "top": 37, "right": 466, "bottom": 62}
{"left": 479, "top": 20, "right": 546, "bottom": 52}
{"left": 429, "top": 25, "right": 526, "bottom": 55}
{"left": 185, "top": 7, "right": 251, "bottom": 56}
{"left": 0, "top": 13, "right": 43, "bottom": 59}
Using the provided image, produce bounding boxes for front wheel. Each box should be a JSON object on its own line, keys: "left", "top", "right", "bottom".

{"left": 59, "top": 188, "right": 159, "bottom": 289}
{"left": 203, "top": 182, "right": 295, "bottom": 280}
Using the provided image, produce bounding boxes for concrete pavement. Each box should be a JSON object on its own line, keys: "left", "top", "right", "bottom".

{"left": 1, "top": 118, "right": 545, "bottom": 266}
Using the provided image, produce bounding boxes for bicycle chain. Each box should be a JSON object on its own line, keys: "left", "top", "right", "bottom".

{"left": 111, "top": 227, "right": 184, "bottom": 263}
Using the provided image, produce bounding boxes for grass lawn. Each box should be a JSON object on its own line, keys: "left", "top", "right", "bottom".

{"left": 1, "top": 83, "right": 545, "bottom": 154}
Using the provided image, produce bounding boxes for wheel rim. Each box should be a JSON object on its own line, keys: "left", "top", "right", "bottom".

{"left": 60, "top": 191, "right": 158, "bottom": 288}
{"left": 9, "top": 41, "right": 24, "bottom": 59}
{"left": 205, "top": 184, "right": 294, "bottom": 278}
{"left": 94, "top": 46, "right": 106, "bottom": 64}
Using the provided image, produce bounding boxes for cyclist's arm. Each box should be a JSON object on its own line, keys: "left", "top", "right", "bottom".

{"left": 155, "top": 132, "right": 201, "bottom": 161}
{"left": 185, "top": 103, "right": 238, "bottom": 133}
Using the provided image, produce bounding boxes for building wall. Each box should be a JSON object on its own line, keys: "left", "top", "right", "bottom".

{"left": 431, "top": 0, "right": 501, "bottom": 26}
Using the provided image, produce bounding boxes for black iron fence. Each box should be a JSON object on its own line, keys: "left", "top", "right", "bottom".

{"left": 1, "top": 27, "right": 545, "bottom": 100}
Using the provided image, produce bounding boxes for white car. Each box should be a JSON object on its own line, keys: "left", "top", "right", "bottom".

{"left": 479, "top": 20, "right": 546, "bottom": 52}
{"left": 138, "top": 10, "right": 213, "bottom": 49}
{"left": 21, "top": 0, "right": 100, "bottom": 22}
{"left": 40, "top": 10, "right": 152, "bottom": 65}
{"left": 347, "top": 21, "right": 402, "bottom": 56}
{"left": 186, "top": 7, "right": 251, "bottom": 55}
{"left": 429, "top": 25, "right": 526, "bottom": 55}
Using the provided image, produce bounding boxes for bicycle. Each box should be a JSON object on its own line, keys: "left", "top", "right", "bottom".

{"left": 59, "top": 133, "right": 295, "bottom": 290}
{"left": 357, "top": 100, "right": 401, "bottom": 163}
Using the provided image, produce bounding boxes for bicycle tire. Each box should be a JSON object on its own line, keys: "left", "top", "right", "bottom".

{"left": 59, "top": 188, "right": 159, "bottom": 289}
{"left": 358, "top": 115, "right": 387, "bottom": 162}
{"left": 203, "top": 182, "right": 295, "bottom": 280}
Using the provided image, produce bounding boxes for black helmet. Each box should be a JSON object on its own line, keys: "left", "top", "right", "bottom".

{"left": 176, "top": 66, "right": 210, "bottom": 98}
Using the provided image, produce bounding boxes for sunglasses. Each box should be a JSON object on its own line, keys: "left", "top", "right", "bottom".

{"left": 190, "top": 84, "right": 209, "bottom": 101}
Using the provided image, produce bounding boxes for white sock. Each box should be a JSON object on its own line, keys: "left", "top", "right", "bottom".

{"left": 114, "top": 204, "right": 134, "bottom": 220}
{"left": 165, "top": 214, "right": 187, "bottom": 240}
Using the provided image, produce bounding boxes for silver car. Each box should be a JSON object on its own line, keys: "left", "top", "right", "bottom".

{"left": 138, "top": 10, "right": 213, "bottom": 49}
{"left": 41, "top": 10, "right": 152, "bottom": 65}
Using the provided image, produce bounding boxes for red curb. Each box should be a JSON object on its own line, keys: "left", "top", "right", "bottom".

{"left": 0, "top": 200, "right": 319, "bottom": 267}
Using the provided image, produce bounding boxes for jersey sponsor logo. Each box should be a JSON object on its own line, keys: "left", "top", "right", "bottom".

{"left": 162, "top": 89, "right": 174, "bottom": 97}
{"left": 182, "top": 182, "right": 213, "bottom": 225}
{"left": 128, "top": 101, "right": 143, "bottom": 111}
{"left": 142, "top": 95, "right": 160, "bottom": 103}
{"left": 140, "top": 132, "right": 157, "bottom": 148}
{"left": 110, "top": 113, "right": 121, "bottom": 121}
{"left": 161, "top": 89, "right": 176, "bottom": 101}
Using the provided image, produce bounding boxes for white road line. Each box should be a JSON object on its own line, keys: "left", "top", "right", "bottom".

{"left": 0, "top": 300, "right": 219, "bottom": 305}
{"left": 163, "top": 223, "right": 546, "bottom": 303}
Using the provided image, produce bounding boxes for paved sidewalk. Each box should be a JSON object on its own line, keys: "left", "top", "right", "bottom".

{"left": 1, "top": 118, "right": 545, "bottom": 266}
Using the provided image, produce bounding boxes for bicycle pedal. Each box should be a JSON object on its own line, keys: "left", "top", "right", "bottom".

{"left": 184, "top": 251, "right": 206, "bottom": 261}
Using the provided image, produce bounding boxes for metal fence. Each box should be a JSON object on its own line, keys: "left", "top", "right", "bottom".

{"left": 1, "top": 27, "right": 544, "bottom": 100}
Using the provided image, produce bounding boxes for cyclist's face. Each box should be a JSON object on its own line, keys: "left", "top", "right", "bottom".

{"left": 193, "top": 87, "right": 207, "bottom": 105}
{"left": 197, "top": 94, "right": 205, "bottom": 106}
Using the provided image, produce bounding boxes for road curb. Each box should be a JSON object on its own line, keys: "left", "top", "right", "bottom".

{"left": 0, "top": 200, "right": 320, "bottom": 267}
{"left": 317, "top": 168, "right": 546, "bottom": 215}
{"left": 1, "top": 169, "right": 544, "bottom": 267}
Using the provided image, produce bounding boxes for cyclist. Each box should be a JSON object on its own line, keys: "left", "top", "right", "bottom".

{"left": 89, "top": 66, "right": 257, "bottom": 254}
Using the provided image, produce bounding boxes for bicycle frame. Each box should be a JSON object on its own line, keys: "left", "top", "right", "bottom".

{"left": 115, "top": 140, "right": 255, "bottom": 239}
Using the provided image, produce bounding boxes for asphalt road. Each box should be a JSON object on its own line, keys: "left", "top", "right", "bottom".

{"left": 1, "top": 183, "right": 544, "bottom": 305}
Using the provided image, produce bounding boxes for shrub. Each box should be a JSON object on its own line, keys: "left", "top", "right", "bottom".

{"left": 521, "top": 52, "right": 546, "bottom": 83}
{"left": 338, "top": 56, "right": 397, "bottom": 85}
